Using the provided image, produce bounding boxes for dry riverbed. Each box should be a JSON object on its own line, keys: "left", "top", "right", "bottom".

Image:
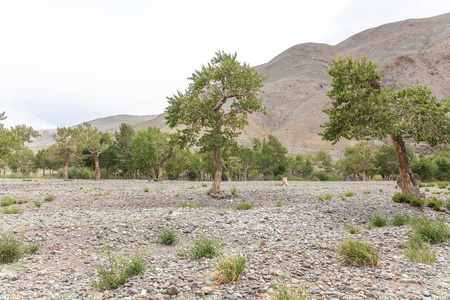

{"left": 0, "top": 179, "right": 449, "bottom": 300}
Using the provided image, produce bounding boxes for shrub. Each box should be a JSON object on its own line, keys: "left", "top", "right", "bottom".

{"left": 427, "top": 197, "right": 443, "bottom": 211}
{"left": 344, "top": 192, "right": 355, "bottom": 197}
{"left": 91, "top": 246, "right": 147, "bottom": 291}
{"left": 404, "top": 234, "right": 435, "bottom": 264}
{"left": 177, "top": 202, "right": 201, "bottom": 209}
{"left": 33, "top": 201, "right": 42, "bottom": 208}
{"left": 268, "top": 281, "right": 309, "bottom": 300}
{"left": 17, "top": 199, "right": 28, "bottom": 204}
{"left": 45, "top": 195, "right": 54, "bottom": 201}
{"left": 1, "top": 196, "right": 16, "bottom": 207}
{"left": 391, "top": 214, "right": 410, "bottom": 226}
{"left": 345, "top": 224, "right": 360, "bottom": 234}
{"left": 409, "top": 196, "right": 425, "bottom": 207}
{"left": 180, "top": 234, "right": 223, "bottom": 260}
{"left": 392, "top": 193, "right": 409, "bottom": 203}
{"left": 275, "top": 201, "right": 283, "bottom": 207}
{"left": 446, "top": 200, "right": 450, "bottom": 210}
{"left": 235, "top": 202, "right": 252, "bottom": 210}
{"left": 370, "top": 214, "right": 388, "bottom": 228}
{"left": 25, "top": 243, "right": 40, "bottom": 254}
{"left": 0, "top": 234, "right": 23, "bottom": 263}
{"left": 230, "top": 186, "right": 239, "bottom": 197}
{"left": 143, "top": 187, "right": 149, "bottom": 193}
{"left": 317, "top": 194, "right": 332, "bottom": 202}
{"left": 363, "top": 191, "right": 371, "bottom": 194}
{"left": 410, "top": 215, "right": 450, "bottom": 244}
{"left": 336, "top": 239, "right": 379, "bottom": 266}
{"left": 202, "top": 183, "right": 207, "bottom": 187}
{"left": 3, "top": 207, "right": 23, "bottom": 214}
{"left": 158, "top": 228, "right": 178, "bottom": 246}
{"left": 436, "top": 181, "right": 449, "bottom": 189}
{"left": 311, "top": 171, "right": 343, "bottom": 181}
{"left": 213, "top": 253, "right": 246, "bottom": 284}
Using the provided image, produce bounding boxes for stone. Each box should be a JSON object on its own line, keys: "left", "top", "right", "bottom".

{"left": 167, "top": 285, "right": 179, "bottom": 295}
{"left": 201, "top": 286, "right": 213, "bottom": 294}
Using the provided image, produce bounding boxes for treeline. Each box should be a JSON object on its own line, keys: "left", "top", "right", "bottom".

{"left": 2, "top": 121, "right": 448, "bottom": 182}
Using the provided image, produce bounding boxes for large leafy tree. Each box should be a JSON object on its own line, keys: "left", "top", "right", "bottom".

{"left": 321, "top": 55, "right": 450, "bottom": 196}
{"left": 76, "top": 122, "right": 108, "bottom": 180}
{"left": 53, "top": 127, "right": 79, "bottom": 181}
{"left": 166, "top": 51, "right": 267, "bottom": 196}
{"left": 114, "top": 123, "right": 135, "bottom": 178}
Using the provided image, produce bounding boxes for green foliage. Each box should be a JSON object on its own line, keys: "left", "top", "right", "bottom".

{"left": 409, "top": 196, "right": 425, "bottom": 207}
{"left": 91, "top": 245, "right": 147, "bottom": 291}
{"left": 410, "top": 215, "right": 450, "bottom": 244}
{"left": 261, "top": 135, "right": 289, "bottom": 177}
{"left": 317, "top": 194, "right": 332, "bottom": 202}
{"left": 370, "top": 214, "right": 388, "bottom": 228}
{"left": 310, "top": 171, "right": 342, "bottom": 181}
{"left": 57, "top": 167, "right": 95, "bottom": 179}
{"left": 0, "top": 233, "right": 22, "bottom": 263}
{"left": 143, "top": 187, "right": 149, "bottom": 193}
{"left": 177, "top": 202, "right": 202, "bottom": 209}
{"left": 344, "top": 192, "right": 355, "bottom": 197}
{"left": 363, "top": 191, "right": 370, "bottom": 194}
{"left": 25, "top": 243, "right": 40, "bottom": 254}
{"left": 33, "top": 201, "right": 42, "bottom": 208}
{"left": 230, "top": 186, "right": 239, "bottom": 197}
{"left": 427, "top": 197, "right": 443, "bottom": 211}
{"left": 275, "top": 201, "right": 283, "bottom": 207}
{"left": 3, "top": 206, "right": 23, "bottom": 214}
{"left": 268, "top": 282, "right": 309, "bottom": 300}
{"left": 158, "top": 227, "right": 178, "bottom": 246}
{"left": 213, "top": 253, "right": 246, "bottom": 284}
{"left": 337, "top": 239, "right": 379, "bottom": 266}
{"left": 392, "top": 193, "right": 410, "bottom": 203}
{"left": 45, "top": 195, "right": 54, "bottom": 201}
{"left": 436, "top": 181, "right": 449, "bottom": 189}
{"left": 404, "top": 234, "right": 435, "bottom": 264}
{"left": 1, "top": 196, "right": 16, "bottom": 207}
{"left": 391, "top": 214, "right": 411, "bottom": 226}
{"left": 180, "top": 234, "right": 223, "bottom": 260}
{"left": 235, "top": 202, "right": 252, "bottom": 210}
{"left": 345, "top": 224, "right": 360, "bottom": 234}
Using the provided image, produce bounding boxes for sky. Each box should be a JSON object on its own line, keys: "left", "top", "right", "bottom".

{"left": 1, "top": 0, "right": 450, "bottom": 130}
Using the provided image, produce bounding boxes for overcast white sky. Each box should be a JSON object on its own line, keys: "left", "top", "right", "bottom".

{"left": 1, "top": 0, "right": 450, "bottom": 129}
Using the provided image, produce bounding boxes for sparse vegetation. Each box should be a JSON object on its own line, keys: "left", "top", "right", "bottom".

{"left": 143, "top": 187, "right": 149, "bottom": 192}
{"left": 158, "top": 227, "right": 178, "bottom": 246}
{"left": 177, "top": 202, "right": 202, "bottom": 209}
{"left": 45, "top": 194, "right": 54, "bottom": 201}
{"left": 3, "top": 207, "right": 23, "bottom": 214}
{"left": 213, "top": 253, "right": 246, "bottom": 284}
{"left": 317, "top": 194, "right": 332, "bottom": 202}
{"left": 363, "top": 191, "right": 370, "bottom": 194}
{"left": 1, "top": 196, "right": 16, "bottom": 207}
{"left": 268, "top": 281, "right": 309, "bottom": 300}
{"left": 410, "top": 215, "right": 450, "bottom": 244}
{"left": 180, "top": 234, "right": 223, "bottom": 260}
{"left": 0, "top": 233, "right": 22, "bottom": 263}
{"left": 344, "top": 192, "right": 355, "bottom": 197}
{"left": 336, "top": 239, "right": 379, "bottom": 266}
{"left": 345, "top": 224, "right": 360, "bottom": 234}
{"left": 404, "top": 234, "right": 435, "bottom": 264}
{"left": 391, "top": 214, "right": 410, "bottom": 226}
{"left": 427, "top": 197, "right": 443, "bottom": 211}
{"left": 33, "top": 201, "right": 42, "bottom": 208}
{"left": 275, "top": 201, "right": 283, "bottom": 207}
{"left": 230, "top": 186, "right": 239, "bottom": 197}
{"left": 25, "top": 243, "right": 40, "bottom": 254}
{"left": 370, "top": 214, "right": 388, "bottom": 228}
{"left": 235, "top": 202, "right": 252, "bottom": 210}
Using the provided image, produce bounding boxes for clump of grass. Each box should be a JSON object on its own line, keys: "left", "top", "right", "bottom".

{"left": 436, "top": 181, "right": 449, "bottom": 189}
{"left": 336, "top": 239, "right": 379, "bottom": 266}
{"left": 275, "top": 201, "right": 283, "bottom": 207}
{"left": 370, "top": 214, "right": 388, "bottom": 228}
{"left": 230, "top": 186, "right": 239, "bottom": 197}
{"left": 143, "top": 187, "right": 149, "bottom": 192}
{"left": 45, "top": 195, "right": 54, "bottom": 201}
{"left": 404, "top": 234, "right": 435, "bottom": 264}
{"left": 363, "top": 191, "right": 370, "bottom": 194}
{"left": 379, "top": 189, "right": 383, "bottom": 192}
{"left": 180, "top": 234, "right": 223, "bottom": 260}
{"left": 345, "top": 224, "right": 360, "bottom": 234}
{"left": 158, "top": 227, "right": 178, "bottom": 246}
{"left": 33, "top": 201, "right": 42, "bottom": 208}
{"left": 425, "top": 188, "right": 430, "bottom": 192}
{"left": 3, "top": 207, "right": 23, "bottom": 214}
{"left": 317, "top": 194, "right": 332, "bottom": 202}
{"left": 268, "top": 281, "right": 309, "bottom": 300}
{"left": 446, "top": 200, "right": 450, "bottom": 210}
{"left": 344, "top": 192, "right": 355, "bottom": 197}
{"left": 391, "top": 214, "right": 410, "bottom": 226}
{"left": 235, "top": 202, "right": 252, "bottom": 210}
{"left": 25, "top": 243, "right": 40, "bottom": 254}
{"left": 409, "top": 196, "right": 425, "bottom": 207}
{"left": 426, "top": 197, "right": 443, "bottom": 211}
{"left": 392, "top": 193, "right": 409, "bottom": 203}
{"left": 17, "top": 199, "right": 28, "bottom": 204}
{"left": 1, "top": 196, "right": 16, "bottom": 207}
{"left": 202, "top": 183, "right": 207, "bottom": 187}
{"left": 213, "top": 253, "right": 246, "bottom": 284}
{"left": 91, "top": 245, "right": 147, "bottom": 291}
{"left": 410, "top": 215, "right": 450, "bottom": 244}
{"left": 177, "top": 202, "right": 202, "bottom": 209}
{"left": 0, "top": 233, "right": 22, "bottom": 263}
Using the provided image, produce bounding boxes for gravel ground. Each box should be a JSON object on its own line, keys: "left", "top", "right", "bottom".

{"left": 0, "top": 179, "right": 449, "bottom": 300}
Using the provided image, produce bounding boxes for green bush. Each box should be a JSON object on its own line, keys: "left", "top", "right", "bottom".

{"left": 427, "top": 197, "right": 443, "bottom": 211}
{"left": 158, "top": 228, "right": 178, "bottom": 246}
{"left": 91, "top": 246, "right": 147, "bottom": 291}
{"left": 180, "top": 234, "right": 223, "bottom": 260}
{"left": 409, "top": 196, "right": 425, "bottom": 207}
{"left": 411, "top": 215, "right": 450, "bottom": 244}
{"left": 363, "top": 191, "right": 371, "bottom": 194}
{"left": 436, "top": 181, "right": 449, "bottom": 189}
{"left": 392, "top": 193, "right": 409, "bottom": 203}
{"left": 0, "top": 233, "right": 22, "bottom": 263}
{"left": 3, "top": 206, "right": 23, "bottom": 214}
{"left": 446, "top": 200, "right": 450, "bottom": 210}
{"left": 317, "top": 194, "right": 332, "bottom": 202}
{"left": 235, "top": 202, "right": 252, "bottom": 210}
{"left": 213, "top": 253, "right": 246, "bottom": 284}
{"left": 58, "top": 167, "right": 95, "bottom": 179}
{"left": 391, "top": 214, "right": 410, "bottom": 226}
{"left": 25, "top": 243, "right": 40, "bottom": 254}
{"left": 311, "top": 171, "right": 343, "bottom": 181}
{"left": 268, "top": 281, "right": 309, "bottom": 300}
{"left": 336, "top": 239, "right": 379, "bottom": 266}
{"left": 370, "top": 214, "right": 388, "bottom": 228}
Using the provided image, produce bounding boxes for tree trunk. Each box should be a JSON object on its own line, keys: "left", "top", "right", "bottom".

{"left": 63, "top": 152, "right": 70, "bottom": 181}
{"left": 158, "top": 147, "right": 173, "bottom": 182}
{"left": 93, "top": 152, "right": 101, "bottom": 181}
{"left": 208, "top": 147, "right": 222, "bottom": 195}
{"left": 42, "top": 168, "right": 45, "bottom": 178}
{"left": 391, "top": 135, "right": 421, "bottom": 197}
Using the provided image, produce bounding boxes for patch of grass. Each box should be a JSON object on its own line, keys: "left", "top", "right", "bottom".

{"left": 202, "top": 183, "right": 207, "bottom": 187}
{"left": 1, "top": 196, "right": 16, "bottom": 207}
{"left": 344, "top": 192, "right": 355, "bottom": 197}
{"left": 180, "top": 234, "right": 223, "bottom": 260}
{"left": 177, "top": 202, "right": 202, "bottom": 209}
{"left": 213, "top": 253, "right": 246, "bottom": 284}
{"left": 363, "top": 191, "right": 370, "bottom": 194}
{"left": 370, "top": 214, "right": 388, "bottom": 228}
{"left": 336, "top": 239, "right": 379, "bottom": 266}
{"left": 275, "top": 201, "right": 283, "bottom": 207}
{"left": 25, "top": 243, "right": 40, "bottom": 254}
{"left": 425, "top": 188, "right": 430, "bottom": 192}
{"left": 230, "top": 186, "right": 239, "bottom": 197}
{"left": 0, "top": 233, "right": 22, "bottom": 264}
{"left": 33, "top": 201, "right": 42, "bottom": 208}
{"left": 427, "top": 197, "right": 443, "bottom": 211}
{"left": 436, "top": 181, "right": 449, "bottom": 189}
{"left": 143, "top": 187, "right": 149, "bottom": 192}
{"left": 340, "top": 195, "right": 346, "bottom": 201}
{"left": 158, "top": 227, "right": 178, "bottom": 246}
{"left": 409, "top": 196, "right": 425, "bottom": 207}
{"left": 235, "top": 202, "right": 252, "bottom": 210}
{"left": 268, "top": 282, "right": 309, "bottom": 300}
{"left": 345, "top": 224, "right": 360, "bottom": 234}
{"left": 379, "top": 189, "right": 383, "bottom": 193}
{"left": 431, "top": 191, "right": 442, "bottom": 195}
{"left": 391, "top": 214, "right": 410, "bottom": 226}
{"left": 317, "top": 194, "right": 332, "bottom": 202}
{"left": 91, "top": 245, "right": 147, "bottom": 291}
{"left": 392, "top": 193, "right": 409, "bottom": 203}
{"left": 410, "top": 215, "right": 450, "bottom": 244}
{"left": 45, "top": 195, "right": 54, "bottom": 201}
{"left": 17, "top": 199, "right": 28, "bottom": 204}
{"left": 446, "top": 200, "right": 450, "bottom": 210}
{"left": 404, "top": 234, "right": 435, "bottom": 264}
{"left": 3, "top": 207, "right": 23, "bottom": 214}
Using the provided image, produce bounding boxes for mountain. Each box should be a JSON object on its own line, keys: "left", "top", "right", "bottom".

{"left": 31, "top": 13, "right": 450, "bottom": 154}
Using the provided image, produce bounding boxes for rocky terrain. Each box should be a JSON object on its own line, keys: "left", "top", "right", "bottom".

{"left": 1, "top": 179, "right": 449, "bottom": 299}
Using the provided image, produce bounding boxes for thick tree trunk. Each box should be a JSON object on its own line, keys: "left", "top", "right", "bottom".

{"left": 391, "top": 135, "right": 421, "bottom": 197}
{"left": 93, "top": 152, "right": 101, "bottom": 181}
{"left": 208, "top": 147, "right": 222, "bottom": 195}
{"left": 158, "top": 147, "right": 173, "bottom": 182}
{"left": 63, "top": 153, "right": 70, "bottom": 181}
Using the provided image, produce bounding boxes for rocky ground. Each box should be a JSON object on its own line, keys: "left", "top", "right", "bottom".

{"left": 0, "top": 179, "right": 449, "bottom": 300}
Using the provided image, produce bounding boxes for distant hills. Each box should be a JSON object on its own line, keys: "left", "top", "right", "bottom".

{"left": 31, "top": 13, "right": 450, "bottom": 154}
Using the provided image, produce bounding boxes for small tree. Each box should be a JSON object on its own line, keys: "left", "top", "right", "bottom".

{"left": 321, "top": 55, "right": 450, "bottom": 196}
{"left": 76, "top": 122, "right": 108, "bottom": 180}
{"left": 53, "top": 127, "right": 78, "bottom": 181}
{"left": 166, "top": 51, "right": 267, "bottom": 196}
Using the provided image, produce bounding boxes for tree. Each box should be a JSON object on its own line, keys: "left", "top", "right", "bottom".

{"left": 53, "top": 127, "right": 78, "bottom": 181}
{"left": 76, "top": 122, "right": 108, "bottom": 180}
{"left": 261, "top": 135, "right": 288, "bottom": 177}
{"left": 11, "top": 124, "right": 40, "bottom": 145}
{"left": 114, "top": 123, "right": 135, "bottom": 178}
{"left": 166, "top": 51, "right": 267, "bottom": 196}
{"left": 321, "top": 55, "right": 450, "bottom": 196}
{"left": 313, "top": 150, "right": 333, "bottom": 173}
{"left": 131, "top": 129, "right": 156, "bottom": 178}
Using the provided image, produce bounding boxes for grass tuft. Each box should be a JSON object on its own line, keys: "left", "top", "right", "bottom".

{"left": 410, "top": 215, "right": 450, "bottom": 244}
{"left": 391, "top": 214, "right": 410, "bottom": 226}
{"left": 344, "top": 192, "right": 355, "bottom": 197}
{"left": 317, "top": 194, "right": 332, "bottom": 202}
{"left": 345, "top": 223, "right": 360, "bottom": 234}
{"left": 143, "top": 187, "right": 149, "bottom": 192}
{"left": 177, "top": 202, "right": 202, "bottom": 209}
{"left": 3, "top": 206, "right": 23, "bottom": 214}
{"left": 235, "top": 202, "right": 252, "bottom": 210}
{"left": 275, "top": 201, "right": 283, "bottom": 207}
{"left": 336, "top": 239, "right": 379, "bottom": 266}
{"left": 404, "top": 234, "right": 435, "bottom": 264}
{"left": 45, "top": 194, "right": 54, "bottom": 201}
{"left": 426, "top": 197, "right": 443, "bottom": 211}
{"left": 230, "top": 186, "right": 239, "bottom": 197}
{"left": 180, "top": 234, "right": 223, "bottom": 260}
{"left": 158, "top": 227, "right": 178, "bottom": 246}
{"left": 213, "top": 253, "right": 246, "bottom": 284}
{"left": 370, "top": 214, "right": 388, "bottom": 228}
{"left": 1, "top": 196, "right": 16, "bottom": 207}
{"left": 268, "top": 281, "right": 309, "bottom": 300}
{"left": 0, "top": 233, "right": 22, "bottom": 264}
